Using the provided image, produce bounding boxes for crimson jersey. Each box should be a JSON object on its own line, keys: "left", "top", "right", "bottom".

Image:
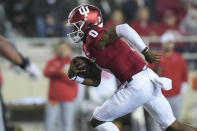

{"left": 83, "top": 26, "right": 146, "bottom": 83}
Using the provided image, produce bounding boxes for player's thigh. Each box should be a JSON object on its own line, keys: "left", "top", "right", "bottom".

{"left": 144, "top": 89, "right": 176, "bottom": 130}
{"left": 93, "top": 77, "right": 154, "bottom": 122}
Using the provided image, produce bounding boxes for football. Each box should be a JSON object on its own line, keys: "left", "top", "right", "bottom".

{"left": 71, "top": 56, "right": 93, "bottom": 77}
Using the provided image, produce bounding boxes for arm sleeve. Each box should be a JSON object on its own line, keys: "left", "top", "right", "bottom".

{"left": 116, "top": 24, "right": 147, "bottom": 52}
{"left": 43, "top": 61, "right": 62, "bottom": 78}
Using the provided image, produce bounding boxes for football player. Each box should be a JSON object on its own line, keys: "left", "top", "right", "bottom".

{"left": 0, "top": 35, "right": 41, "bottom": 77}
{"left": 0, "top": 35, "right": 41, "bottom": 131}
{"left": 67, "top": 5, "right": 197, "bottom": 131}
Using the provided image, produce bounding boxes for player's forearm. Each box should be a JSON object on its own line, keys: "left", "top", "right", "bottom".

{"left": 0, "top": 36, "right": 23, "bottom": 65}
{"left": 0, "top": 36, "right": 41, "bottom": 78}
{"left": 68, "top": 70, "right": 101, "bottom": 87}
{"left": 69, "top": 75, "right": 101, "bottom": 87}
{"left": 82, "top": 78, "right": 101, "bottom": 87}
{"left": 116, "top": 24, "right": 147, "bottom": 52}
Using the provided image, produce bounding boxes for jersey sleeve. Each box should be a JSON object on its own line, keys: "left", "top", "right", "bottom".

{"left": 86, "top": 26, "right": 105, "bottom": 48}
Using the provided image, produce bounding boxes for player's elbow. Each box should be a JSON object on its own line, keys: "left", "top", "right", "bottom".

{"left": 0, "top": 36, "right": 11, "bottom": 51}
{"left": 116, "top": 23, "right": 130, "bottom": 36}
{"left": 120, "top": 23, "right": 130, "bottom": 27}
{"left": 118, "top": 23, "right": 130, "bottom": 30}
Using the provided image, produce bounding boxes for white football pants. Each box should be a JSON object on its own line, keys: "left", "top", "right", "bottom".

{"left": 93, "top": 68, "right": 176, "bottom": 130}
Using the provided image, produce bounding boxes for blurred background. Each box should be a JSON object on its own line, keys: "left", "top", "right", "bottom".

{"left": 0, "top": 0, "right": 197, "bottom": 131}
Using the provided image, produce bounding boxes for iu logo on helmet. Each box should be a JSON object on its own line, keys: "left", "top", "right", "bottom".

{"left": 78, "top": 6, "right": 90, "bottom": 17}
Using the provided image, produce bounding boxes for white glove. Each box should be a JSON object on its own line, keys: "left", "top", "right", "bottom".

{"left": 150, "top": 77, "right": 172, "bottom": 91}
{"left": 25, "top": 63, "right": 42, "bottom": 80}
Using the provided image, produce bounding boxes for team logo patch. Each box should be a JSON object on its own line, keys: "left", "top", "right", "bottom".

{"left": 78, "top": 6, "right": 90, "bottom": 17}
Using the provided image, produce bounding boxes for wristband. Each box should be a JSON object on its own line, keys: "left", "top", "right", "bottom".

{"left": 70, "top": 76, "right": 84, "bottom": 83}
{"left": 19, "top": 56, "right": 30, "bottom": 70}
{"left": 141, "top": 47, "right": 149, "bottom": 55}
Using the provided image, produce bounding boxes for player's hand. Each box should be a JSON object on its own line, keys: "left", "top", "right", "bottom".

{"left": 72, "top": 60, "right": 86, "bottom": 74}
{"left": 144, "top": 49, "right": 162, "bottom": 64}
{"left": 25, "top": 63, "right": 42, "bottom": 79}
{"left": 19, "top": 57, "right": 41, "bottom": 79}
{"left": 68, "top": 59, "right": 86, "bottom": 78}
